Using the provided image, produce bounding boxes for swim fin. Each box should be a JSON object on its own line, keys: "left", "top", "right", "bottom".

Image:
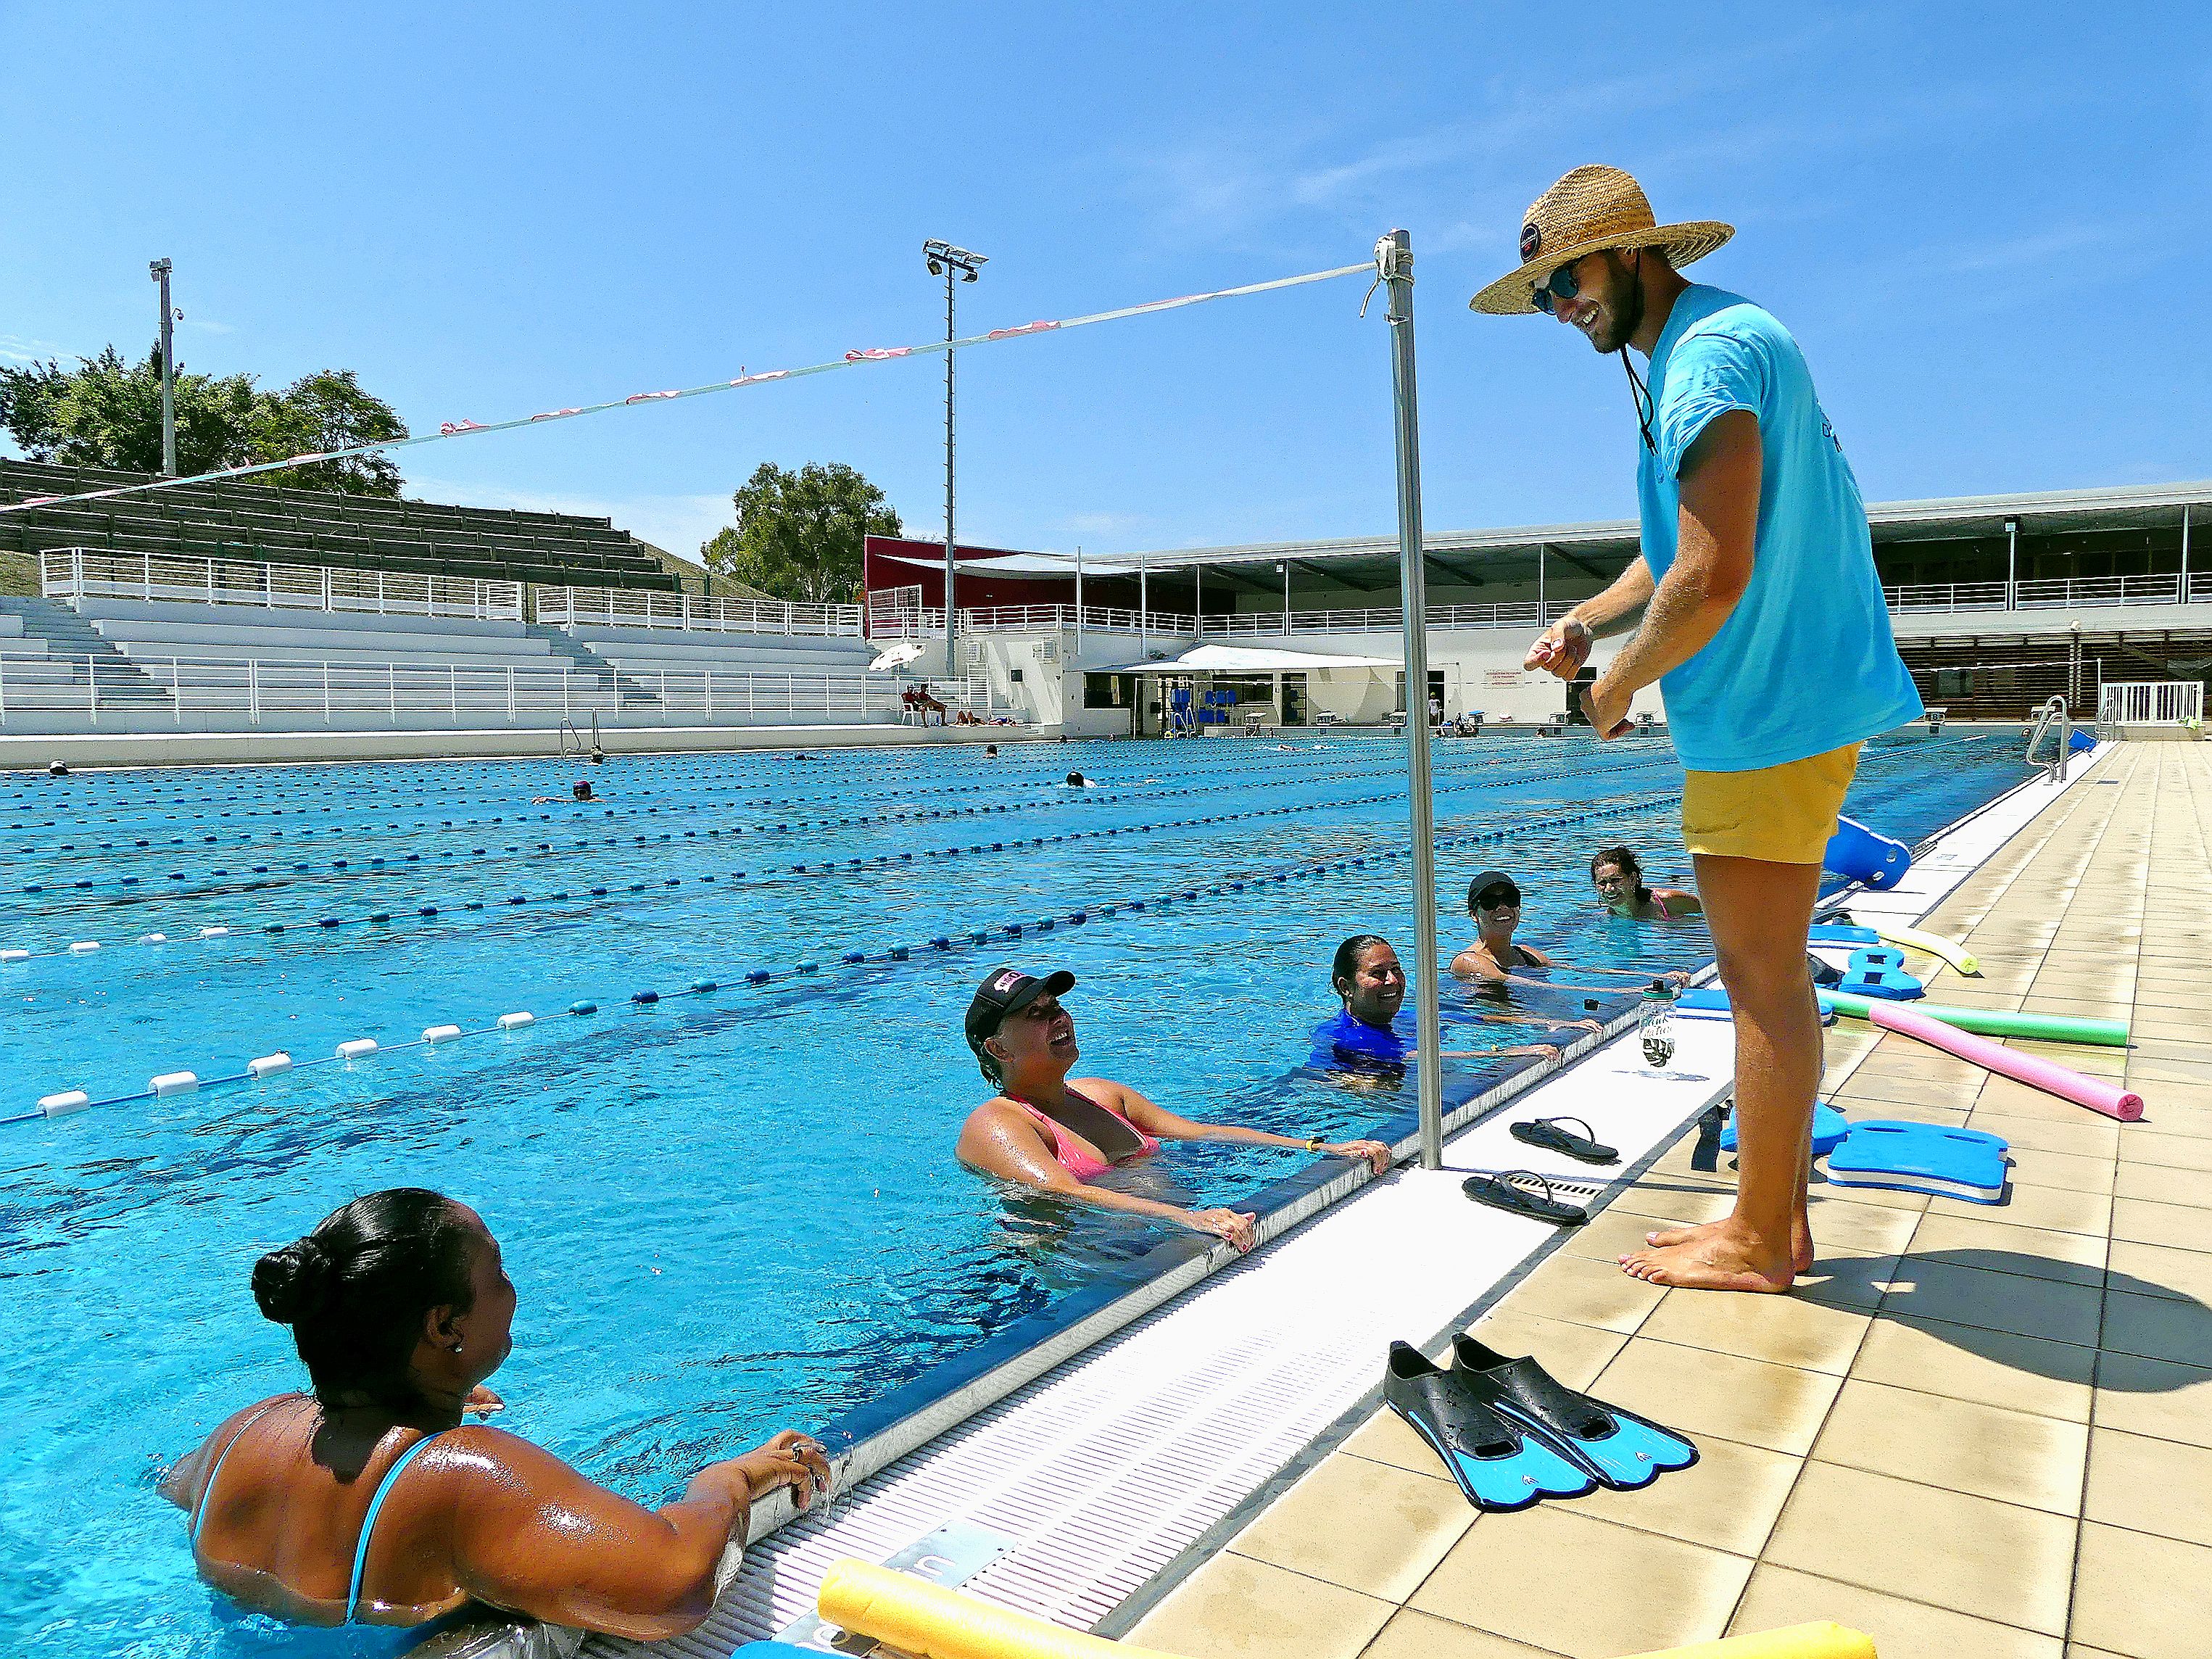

{"left": 1382, "top": 1341, "right": 1598, "bottom": 1510}
{"left": 1449, "top": 1334, "right": 1697, "bottom": 1492}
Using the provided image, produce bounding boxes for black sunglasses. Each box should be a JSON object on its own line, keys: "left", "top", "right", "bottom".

{"left": 1530, "top": 261, "right": 1583, "bottom": 315}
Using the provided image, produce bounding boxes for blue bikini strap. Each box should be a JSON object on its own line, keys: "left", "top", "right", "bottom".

{"left": 190, "top": 1401, "right": 283, "bottom": 1544}
{"left": 346, "top": 1431, "right": 450, "bottom": 1624}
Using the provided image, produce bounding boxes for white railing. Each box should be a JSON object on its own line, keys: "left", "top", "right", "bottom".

{"left": 1884, "top": 574, "right": 2211, "bottom": 613}
{"left": 0, "top": 648, "right": 996, "bottom": 730}
{"left": 539, "top": 584, "right": 864, "bottom": 638}
{"left": 40, "top": 548, "right": 521, "bottom": 621}
{"left": 2098, "top": 679, "right": 2204, "bottom": 727}
{"left": 1881, "top": 580, "right": 2013, "bottom": 613}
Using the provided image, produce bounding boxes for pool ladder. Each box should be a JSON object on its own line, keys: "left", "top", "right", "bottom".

{"left": 2024, "top": 694, "right": 2073, "bottom": 784}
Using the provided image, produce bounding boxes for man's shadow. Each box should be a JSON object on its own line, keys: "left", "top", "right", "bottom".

{"left": 1807, "top": 1246, "right": 2208, "bottom": 1386}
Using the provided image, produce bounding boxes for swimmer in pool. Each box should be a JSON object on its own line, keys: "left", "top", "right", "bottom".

{"left": 165, "top": 1190, "right": 828, "bottom": 1643}
{"left": 955, "top": 967, "right": 1393, "bottom": 1253}
{"left": 1590, "top": 844, "right": 1702, "bottom": 920}
{"left": 1314, "top": 936, "right": 1567, "bottom": 1082}
{"left": 1451, "top": 871, "right": 1692, "bottom": 990}
{"left": 1064, "top": 771, "right": 1093, "bottom": 787}
{"left": 529, "top": 780, "right": 598, "bottom": 805}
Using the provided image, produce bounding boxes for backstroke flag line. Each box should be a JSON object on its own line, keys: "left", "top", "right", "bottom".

{"left": 0, "top": 261, "right": 1378, "bottom": 515}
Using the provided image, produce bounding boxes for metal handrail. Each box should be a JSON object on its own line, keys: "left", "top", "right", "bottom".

{"left": 2024, "top": 695, "right": 2070, "bottom": 782}
{"left": 39, "top": 547, "right": 522, "bottom": 621}
{"left": 539, "top": 584, "right": 864, "bottom": 638}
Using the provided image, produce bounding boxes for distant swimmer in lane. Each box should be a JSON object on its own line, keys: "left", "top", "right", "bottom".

{"left": 1589, "top": 845, "right": 1702, "bottom": 920}
{"left": 531, "top": 779, "right": 599, "bottom": 804}
{"left": 955, "top": 967, "right": 1393, "bottom": 1253}
{"left": 1313, "top": 935, "right": 1567, "bottom": 1084}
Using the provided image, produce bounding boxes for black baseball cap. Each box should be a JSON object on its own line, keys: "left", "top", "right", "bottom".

{"left": 1467, "top": 871, "right": 1523, "bottom": 909}
{"left": 965, "top": 966, "right": 1077, "bottom": 1059}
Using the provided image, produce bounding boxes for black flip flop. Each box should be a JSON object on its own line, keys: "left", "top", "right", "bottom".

{"left": 1462, "top": 1170, "right": 1588, "bottom": 1226}
{"left": 1509, "top": 1117, "right": 1618, "bottom": 1166}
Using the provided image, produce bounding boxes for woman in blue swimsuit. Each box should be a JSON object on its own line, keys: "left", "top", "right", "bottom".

{"left": 165, "top": 1189, "right": 829, "bottom": 1645}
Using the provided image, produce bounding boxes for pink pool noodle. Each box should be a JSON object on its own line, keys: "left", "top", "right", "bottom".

{"left": 1868, "top": 1002, "right": 2143, "bottom": 1122}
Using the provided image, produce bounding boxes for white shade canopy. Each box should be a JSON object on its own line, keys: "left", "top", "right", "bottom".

{"left": 1088, "top": 643, "right": 1396, "bottom": 674}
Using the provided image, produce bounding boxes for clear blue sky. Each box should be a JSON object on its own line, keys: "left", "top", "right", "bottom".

{"left": 3, "top": 3, "right": 2205, "bottom": 563}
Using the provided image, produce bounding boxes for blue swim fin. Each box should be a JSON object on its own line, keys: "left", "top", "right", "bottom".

{"left": 1381, "top": 1342, "right": 1598, "bottom": 1510}
{"left": 1450, "top": 1335, "right": 1696, "bottom": 1492}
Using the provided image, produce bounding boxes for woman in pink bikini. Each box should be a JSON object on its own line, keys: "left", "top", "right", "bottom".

{"left": 953, "top": 967, "right": 1392, "bottom": 1254}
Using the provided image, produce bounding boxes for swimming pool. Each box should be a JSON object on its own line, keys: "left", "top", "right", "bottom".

{"left": 0, "top": 727, "right": 2034, "bottom": 1656}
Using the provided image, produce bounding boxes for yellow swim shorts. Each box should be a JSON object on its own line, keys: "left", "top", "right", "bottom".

{"left": 1681, "top": 743, "right": 1861, "bottom": 865}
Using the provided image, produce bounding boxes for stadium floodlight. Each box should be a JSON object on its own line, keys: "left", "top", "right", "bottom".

{"left": 923, "top": 241, "right": 988, "bottom": 677}
{"left": 149, "top": 259, "right": 176, "bottom": 476}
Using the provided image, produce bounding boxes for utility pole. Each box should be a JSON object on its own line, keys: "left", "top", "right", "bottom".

{"left": 149, "top": 258, "right": 177, "bottom": 476}
{"left": 923, "top": 240, "right": 987, "bottom": 679}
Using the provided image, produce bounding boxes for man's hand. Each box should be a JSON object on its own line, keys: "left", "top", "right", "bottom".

{"left": 1524, "top": 617, "right": 1592, "bottom": 682}
{"left": 1581, "top": 677, "right": 1633, "bottom": 740}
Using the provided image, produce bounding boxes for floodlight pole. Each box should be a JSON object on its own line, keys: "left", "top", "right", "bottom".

{"left": 150, "top": 258, "right": 176, "bottom": 476}
{"left": 924, "top": 240, "right": 986, "bottom": 678}
{"left": 1380, "top": 228, "right": 1444, "bottom": 1171}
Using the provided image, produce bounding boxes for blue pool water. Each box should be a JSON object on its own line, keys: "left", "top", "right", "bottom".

{"left": 0, "top": 727, "right": 2034, "bottom": 1655}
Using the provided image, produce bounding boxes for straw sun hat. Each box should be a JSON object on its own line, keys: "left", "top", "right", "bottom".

{"left": 1469, "top": 165, "right": 1733, "bottom": 315}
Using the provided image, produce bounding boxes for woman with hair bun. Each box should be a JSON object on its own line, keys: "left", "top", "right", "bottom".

{"left": 163, "top": 1189, "right": 828, "bottom": 1645}
{"left": 1588, "top": 845, "right": 1702, "bottom": 921}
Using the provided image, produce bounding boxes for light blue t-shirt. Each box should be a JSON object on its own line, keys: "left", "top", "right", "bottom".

{"left": 1636, "top": 286, "right": 1922, "bottom": 771}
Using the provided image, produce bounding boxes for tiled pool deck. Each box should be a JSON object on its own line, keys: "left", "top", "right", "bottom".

{"left": 1130, "top": 742, "right": 2211, "bottom": 1659}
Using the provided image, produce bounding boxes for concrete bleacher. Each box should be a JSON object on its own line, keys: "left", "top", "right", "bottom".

{"left": 560, "top": 623, "right": 879, "bottom": 679}
{"left": 0, "top": 457, "right": 680, "bottom": 592}
{"left": 75, "top": 598, "right": 568, "bottom": 669}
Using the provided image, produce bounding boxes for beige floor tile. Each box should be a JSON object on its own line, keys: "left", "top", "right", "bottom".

{"left": 1908, "top": 1209, "right": 2109, "bottom": 1288}
{"left": 2114, "top": 1163, "right": 2212, "bottom": 1211}
{"left": 1339, "top": 1407, "right": 1454, "bottom": 1484}
{"left": 1971, "top": 1111, "right": 2123, "bottom": 1159}
{"left": 1800, "top": 1194, "right": 1927, "bottom": 1256}
{"left": 1227, "top": 1453, "right": 1475, "bottom": 1602}
{"left": 2110, "top": 1198, "right": 2212, "bottom": 1254}
{"left": 1409, "top": 1507, "right": 1752, "bottom": 1659}
{"left": 1489, "top": 1252, "right": 1668, "bottom": 1337}
{"left": 1636, "top": 1285, "right": 1871, "bottom": 1374}
{"left": 2005, "top": 1146, "right": 2121, "bottom": 1197}
{"left": 1975, "top": 1075, "right": 2126, "bottom": 1128}
{"left": 1878, "top": 1258, "right": 2104, "bottom": 1347}
{"left": 2068, "top": 1523, "right": 2212, "bottom": 1659}
{"left": 1968, "top": 1180, "right": 2113, "bottom": 1239}
{"left": 1852, "top": 1312, "right": 2094, "bottom": 1423}
{"left": 2103, "top": 1291, "right": 2212, "bottom": 1369}
{"left": 2137, "top": 1099, "right": 2212, "bottom": 1140}
{"left": 1459, "top": 1307, "right": 1629, "bottom": 1393}
{"left": 1356, "top": 1608, "right": 1567, "bottom": 1659}
{"left": 1763, "top": 1462, "right": 2076, "bottom": 1634}
{"left": 1729, "top": 1563, "right": 2063, "bottom": 1658}
{"left": 1570, "top": 1431, "right": 1801, "bottom": 1558}
{"left": 2108, "top": 1240, "right": 2212, "bottom": 1305}
{"left": 2093, "top": 1353, "right": 2212, "bottom": 1451}
{"left": 1609, "top": 1182, "right": 1738, "bottom": 1228}
{"left": 1129, "top": 1551, "right": 1395, "bottom": 1659}
{"left": 1557, "top": 1204, "right": 1694, "bottom": 1266}
{"left": 1590, "top": 1338, "right": 1843, "bottom": 1457}
{"left": 1809, "top": 1378, "right": 2089, "bottom": 1514}
{"left": 2081, "top": 1428, "right": 2212, "bottom": 1551}
{"left": 2120, "top": 1131, "right": 2212, "bottom": 1174}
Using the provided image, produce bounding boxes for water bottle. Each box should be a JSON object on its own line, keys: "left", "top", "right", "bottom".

{"left": 1639, "top": 980, "right": 1675, "bottom": 1072}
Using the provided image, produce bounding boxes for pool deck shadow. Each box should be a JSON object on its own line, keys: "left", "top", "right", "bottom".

{"left": 1131, "top": 742, "right": 2212, "bottom": 1659}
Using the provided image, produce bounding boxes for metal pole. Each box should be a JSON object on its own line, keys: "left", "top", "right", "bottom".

{"left": 1140, "top": 553, "right": 1149, "bottom": 662}
{"left": 1380, "top": 228, "right": 1444, "bottom": 1171}
{"left": 150, "top": 259, "right": 177, "bottom": 476}
{"left": 1537, "top": 542, "right": 1546, "bottom": 621}
{"left": 944, "top": 262, "right": 958, "bottom": 679}
{"left": 2183, "top": 505, "right": 2192, "bottom": 603}
{"left": 1282, "top": 562, "right": 1291, "bottom": 637}
{"left": 2005, "top": 517, "right": 2018, "bottom": 610}
{"left": 1075, "top": 545, "right": 1085, "bottom": 653}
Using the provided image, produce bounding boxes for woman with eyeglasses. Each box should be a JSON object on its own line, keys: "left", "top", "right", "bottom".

{"left": 1451, "top": 870, "right": 1691, "bottom": 992}
{"left": 953, "top": 967, "right": 1393, "bottom": 1254}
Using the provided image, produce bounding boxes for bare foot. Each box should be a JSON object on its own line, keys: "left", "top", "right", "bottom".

{"left": 1646, "top": 1215, "right": 1815, "bottom": 1275}
{"left": 1620, "top": 1221, "right": 1795, "bottom": 1292}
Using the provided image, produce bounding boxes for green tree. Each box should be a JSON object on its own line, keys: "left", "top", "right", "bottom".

{"left": 703, "top": 461, "right": 900, "bottom": 605}
{"left": 0, "top": 347, "right": 409, "bottom": 496}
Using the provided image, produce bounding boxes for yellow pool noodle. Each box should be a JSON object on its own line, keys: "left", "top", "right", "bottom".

{"left": 816, "top": 1559, "right": 1876, "bottom": 1659}
{"left": 816, "top": 1560, "right": 1187, "bottom": 1659}
{"left": 1870, "top": 922, "right": 1979, "bottom": 976}
{"left": 1617, "top": 1623, "right": 1877, "bottom": 1658}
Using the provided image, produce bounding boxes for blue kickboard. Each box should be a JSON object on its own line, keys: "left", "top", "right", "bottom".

{"left": 1825, "top": 815, "right": 1913, "bottom": 890}
{"left": 1838, "top": 946, "right": 1924, "bottom": 1001}
{"left": 1808, "top": 923, "right": 1880, "bottom": 944}
{"left": 1722, "top": 1103, "right": 1848, "bottom": 1159}
{"left": 1826, "top": 1120, "right": 2010, "bottom": 1204}
{"left": 1674, "top": 985, "right": 1837, "bottom": 1026}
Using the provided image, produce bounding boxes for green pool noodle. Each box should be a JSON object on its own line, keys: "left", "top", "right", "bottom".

{"left": 1819, "top": 990, "right": 2128, "bottom": 1047}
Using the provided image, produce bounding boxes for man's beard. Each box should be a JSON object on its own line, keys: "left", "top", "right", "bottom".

{"left": 1593, "top": 262, "right": 1644, "bottom": 354}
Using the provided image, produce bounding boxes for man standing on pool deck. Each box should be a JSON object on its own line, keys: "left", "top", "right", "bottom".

{"left": 1472, "top": 165, "right": 1921, "bottom": 1293}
